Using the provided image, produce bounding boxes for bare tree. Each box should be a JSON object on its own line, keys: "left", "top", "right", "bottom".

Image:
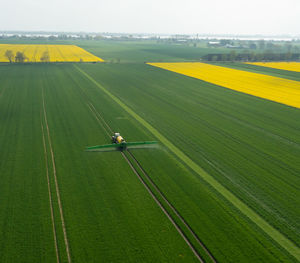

{"left": 221, "top": 53, "right": 227, "bottom": 61}
{"left": 15, "top": 51, "right": 27, "bottom": 63}
{"left": 229, "top": 51, "right": 237, "bottom": 61}
{"left": 40, "top": 51, "right": 50, "bottom": 62}
{"left": 5, "top": 50, "right": 14, "bottom": 63}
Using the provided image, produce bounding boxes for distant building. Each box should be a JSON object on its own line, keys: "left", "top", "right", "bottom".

{"left": 225, "top": 44, "right": 240, "bottom": 48}
{"left": 208, "top": 41, "right": 221, "bottom": 47}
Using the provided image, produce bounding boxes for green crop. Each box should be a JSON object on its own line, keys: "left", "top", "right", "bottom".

{"left": 76, "top": 62, "right": 300, "bottom": 262}
{"left": 0, "top": 64, "right": 200, "bottom": 262}
{"left": 0, "top": 39, "right": 299, "bottom": 262}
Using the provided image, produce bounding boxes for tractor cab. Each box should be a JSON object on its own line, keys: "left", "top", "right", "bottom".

{"left": 112, "top": 132, "right": 125, "bottom": 144}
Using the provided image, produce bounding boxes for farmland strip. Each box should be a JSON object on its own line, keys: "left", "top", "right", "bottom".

{"left": 75, "top": 65, "right": 300, "bottom": 261}
{"left": 41, "top": 118, "right": 60, "bottom": 263}
{"left": 42, "top": 90, "right": 72, "bottom": 263}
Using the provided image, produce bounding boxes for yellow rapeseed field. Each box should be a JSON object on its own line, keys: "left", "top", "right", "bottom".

{"left": 245, "top": 62, "right": 300, "bottom": 73}
{"left": 148, "top": 62, "right": 300, "bottom": 109}
{"left": 0, "top": 44, "right": 103, "bottom": 62}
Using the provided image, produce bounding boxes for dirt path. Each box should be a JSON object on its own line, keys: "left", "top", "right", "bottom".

{"left": 41, "top": 117, "right": 60, "bottom": 263}
{"left": 42, "top": 90, "right": 72, "bottom": 263}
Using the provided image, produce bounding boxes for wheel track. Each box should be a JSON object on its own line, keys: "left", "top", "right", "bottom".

{"left": 41, "top": 116, "right": 60, "bottom": 263}
{"left": 87, "top": 101, "right": 216, "bottom": 263}
{"left": 42, "top": 89, "right": 72, "bottom": 263}
{"left": 122, "top": 152, "right": 204, "bottom": 263}
{"left": 127, "top": 150, "right": 217, "bottom": 263}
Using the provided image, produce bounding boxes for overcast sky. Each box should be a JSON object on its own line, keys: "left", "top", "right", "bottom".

{"left": 1, "top": 0, "right": 300, "bottom": 35}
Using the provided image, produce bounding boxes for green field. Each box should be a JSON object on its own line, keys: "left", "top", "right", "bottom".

{"left": 0, "top": 38, "right": 230, "bottom": 63}
{"left": 0, "top": 40, "right": 299, "bottom": 262}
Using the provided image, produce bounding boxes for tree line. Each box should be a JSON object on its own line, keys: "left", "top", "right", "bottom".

{"left": 202, "top": 51, "right": 300, "bottom": 62}
{"left": 4, "top": 50, "right": 50, "bottom": 63}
